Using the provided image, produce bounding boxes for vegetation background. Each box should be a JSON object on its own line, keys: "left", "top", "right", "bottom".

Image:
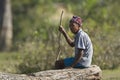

{"left": 0, "top": 0, "right": 120, "bottom": 80}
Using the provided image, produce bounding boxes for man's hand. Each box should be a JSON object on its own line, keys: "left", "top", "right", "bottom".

{"left": 59, "top": 25, "right": 65, "bottom": 33}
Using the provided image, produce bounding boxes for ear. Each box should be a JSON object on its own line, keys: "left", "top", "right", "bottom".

{"left": 79, "top": 23, "right": 82, "bottom": 27}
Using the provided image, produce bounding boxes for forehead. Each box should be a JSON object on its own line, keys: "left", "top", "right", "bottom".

{"left": 69, "top": 22, "right": 78, "bottom": 26}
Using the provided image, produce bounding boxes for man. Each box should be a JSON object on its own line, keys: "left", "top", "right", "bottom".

{"left": 55, "top": 16, "right": 93, "bottom": 69}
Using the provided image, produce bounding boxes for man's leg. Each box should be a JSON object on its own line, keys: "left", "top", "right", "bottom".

{"left": 55, "top": 57, "right": 74, "bottom": 69}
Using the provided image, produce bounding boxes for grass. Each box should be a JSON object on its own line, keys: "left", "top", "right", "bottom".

{"left": 0, "top": 52, "right": 24, "bottom": 73}
{"left": 102, "top": 67, "right": 120, "bottom": 80}
{"left": 0, "top": 52, "right": 120, "bottom": 80}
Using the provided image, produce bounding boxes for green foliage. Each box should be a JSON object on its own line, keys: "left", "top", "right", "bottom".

{"left": 0, "top": 52, "right": 23, "bottom": 73}
{"left": 17, "top": 40, "right": 56, "bottom": 73}
{"left": 9, "top": 0, "right": 120, "bottom": 73}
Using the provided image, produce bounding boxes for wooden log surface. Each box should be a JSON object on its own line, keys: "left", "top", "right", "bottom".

{"left": 0, "top": 65, "right": 102, "bottom": 80}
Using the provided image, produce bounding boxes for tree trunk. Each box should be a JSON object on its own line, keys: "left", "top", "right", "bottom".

{"left": 0, "top": 65, "right": 102, "bottom": 80}
{"left": 0, "top": 0, "right": 5, "bottom": 31}
{"left": 0, "top": 0, "right": 13, "bottom": 51}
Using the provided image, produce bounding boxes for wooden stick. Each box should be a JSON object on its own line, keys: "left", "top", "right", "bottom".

{"left": 56, "top": 10, "right": 64, "bottom": 61}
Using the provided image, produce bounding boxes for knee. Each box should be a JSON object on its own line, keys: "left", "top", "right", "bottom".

{"left": 55, "top": 60, "right": 64, "bottom": 69}
{"left": 55, "top": 60, "right": 60, "bottom": 68}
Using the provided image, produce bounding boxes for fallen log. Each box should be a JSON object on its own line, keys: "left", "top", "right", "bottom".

{"left": 0, "top": 65, "right": 102, "bottom": 80}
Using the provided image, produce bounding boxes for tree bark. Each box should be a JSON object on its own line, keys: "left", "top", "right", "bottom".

{"left": 0, "top": 0, "right": 13, "bottom": 51}
{"left": 0, "top": 0, "right": 5, "bottom": 31}
{"left": 0, "top": 65, "right": 102, "bottom": 80}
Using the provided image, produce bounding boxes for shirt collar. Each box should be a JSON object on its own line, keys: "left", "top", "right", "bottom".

{"left": 77, "top": 29, "right": 82, "bottom": 34}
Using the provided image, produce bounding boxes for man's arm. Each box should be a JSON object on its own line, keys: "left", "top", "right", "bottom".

{"left": 59, "top": 26, "right": 74, "bottom": 47}
{"left": 70, "top": 49, "right": 84, "bottom": 67}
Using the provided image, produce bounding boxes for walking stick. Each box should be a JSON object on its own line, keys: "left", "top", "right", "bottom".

{"left": 56, "top": 10, "right": 64, "bottom": 61}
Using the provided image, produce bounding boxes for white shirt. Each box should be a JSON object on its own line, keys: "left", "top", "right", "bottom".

{"left": 74, "top": 29, "right": 93, "bottom": 67}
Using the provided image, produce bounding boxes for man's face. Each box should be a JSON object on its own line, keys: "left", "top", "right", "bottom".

{"left": 69, "top": 22, "right": 80, "bottom": 34}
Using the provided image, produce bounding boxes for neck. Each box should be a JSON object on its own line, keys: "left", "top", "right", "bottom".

{"left": 74, "top": 28, "right": 80, "bottom": 34}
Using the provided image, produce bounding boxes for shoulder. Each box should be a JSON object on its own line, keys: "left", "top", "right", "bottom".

{"left": 77, "top": 29, "right": 87, "bottom": 37}
{"left": 77, "top": 30, "right": 91, "bottom": 41}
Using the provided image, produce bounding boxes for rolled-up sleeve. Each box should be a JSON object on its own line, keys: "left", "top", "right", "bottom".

{"left": 76, "top": 35, "right": 85, "bottom": 49}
